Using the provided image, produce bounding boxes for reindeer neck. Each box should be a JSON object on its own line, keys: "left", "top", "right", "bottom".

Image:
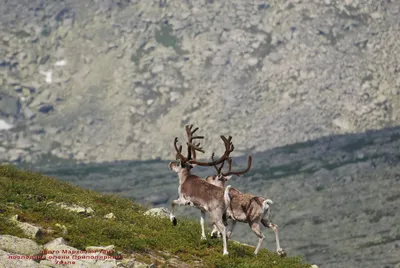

{"left": 178, "top": 169, "right": 192, "bottom": 184}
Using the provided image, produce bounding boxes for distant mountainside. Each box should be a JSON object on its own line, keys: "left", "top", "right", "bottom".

{"left": 1, "top": 0, "right": 400, "bottom": 164}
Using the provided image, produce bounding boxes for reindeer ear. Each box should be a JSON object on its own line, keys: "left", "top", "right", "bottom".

{"left": 225, "top": 175, "right": 233, "bottom": 181}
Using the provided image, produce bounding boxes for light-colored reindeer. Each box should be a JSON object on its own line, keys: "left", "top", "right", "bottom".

{"left": 168, "top": 125, "right": 236, "bottom": 255}
{"left": 204, "top": 154, "right": 286, "bottom": 257}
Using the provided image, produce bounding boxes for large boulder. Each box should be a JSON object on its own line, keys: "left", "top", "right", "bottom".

{"left": 0, "top": 235, "right": 43, "bottom": 256}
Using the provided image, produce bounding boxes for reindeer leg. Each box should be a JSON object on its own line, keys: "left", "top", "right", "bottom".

{"left": 200, "top": 211, "right": 207, "bottom": 240}
{"left": 226, "top": 219, "right": 237, "bottom": 240}
{"left": 250, "top": 222, "right": 265, "bottom": 255}
{"left": 269, "top": 223, "right": 286, "bottom": 257}
{"left": 170, "top": 197, "right": 188, "bottom": 226}
{"left": 210, "top": 224, "right": 220, "bottom": 238}
{"left": 212, "top": 213, "right": 229, "bottom": 255}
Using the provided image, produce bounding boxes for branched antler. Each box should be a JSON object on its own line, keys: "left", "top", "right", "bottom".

{"left": 188, "top": 135, "right": 234, "bottom": 166}
{"left": 221, "top": 156, "right": 252, "bottom": 176}
{"left": 174, "top": 125, "right": 205, "bottom": 163}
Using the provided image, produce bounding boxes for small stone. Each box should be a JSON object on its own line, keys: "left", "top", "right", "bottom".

{"left": 332, "top": 116, "right": 353, "bottom": 131}
{"left": 144, "top": 207, "right": 172, "bottom": 218}
{"left": 135, "top": 87, "right": 145, "bottom": 95}
{"left": 0, "top": 119, "right": 13, "bottom": 130}
{"left": 152, "top": 64, "right": 164, "bottom": 74}
{"left": 247, "top": 57, "right": 258, "bottom": 66}
{"left": 370, "top": 12, "right": 382, "bottom": 20}
{"left": 85, "top": 245, "right": 115, "bottom": 252}
{"left": 129, "top": 107, "right": 137, "bottom": 114}
{"left": 23, "top": 107, "right": 36, "bottom": 120}
{"left": 104, "top": 213, "right": 116, "bottom": 219}
{"left": 16, "top": 138, "right": 32, "bottom": 149}
{"left": 38, "top": 104, "right": 54, "bottom": 113}
{"left": 251, "top": 42, "right": 260, "bottom": 49}
{"left": 8, "top": 149, "right": 24, "bottom": 162}
{"left": 356, "top": 151, "right": 365, "bottom": 159}
{"left": 147, "top": 99, "right": 154, "bottom": 106}
{"left": 375, "top": 95, "right": 387, "bottom": 105}
{"left": 86, "top": 207, "right": 95, "bottom": 214}
{"left": 55, "top": 223, "right": 68, "bottom": 235}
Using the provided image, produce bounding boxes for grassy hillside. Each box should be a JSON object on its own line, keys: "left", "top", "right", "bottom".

{"left": 0, "top": 165, "right": 310, "bottom": 268}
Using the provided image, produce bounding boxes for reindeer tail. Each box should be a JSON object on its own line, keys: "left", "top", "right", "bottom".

{"left": 223, "top": 185, "right": 232, "bottom": 208}
{"left": 262, "top": 199, "right": 273, "bottom": 210}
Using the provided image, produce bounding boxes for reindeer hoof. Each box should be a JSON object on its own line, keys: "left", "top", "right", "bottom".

{"left": 171, "top": 217, "right": 177, "bottom": 226}
{"left": 223, "top": 251, "right": 229, "bottom": 256}
{"left": 200, "top": 236, "right": 207, "bottom": 240}
{"left": 278, "top": 248, "right": 286, "bottom": 257}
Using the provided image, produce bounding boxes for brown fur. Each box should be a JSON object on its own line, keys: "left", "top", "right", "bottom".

{"left": 205, "top": 175, "right": 285, "bottom": 256}
{"left": 169, "top": 162, "right": 231, "bottom": 255}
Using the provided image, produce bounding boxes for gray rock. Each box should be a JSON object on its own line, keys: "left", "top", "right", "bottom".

{"left": 103, "top": 213, "right": 116, "bottom": 219}
{"left": 0, "top": 94, "right": 20, "bottom": 116}
{"left": 15, "top": 138, "right": 32, "bottom": 149}
{"left": 85, "top": 245, "right": 115, "bottom": 252}
{"left": 47, "top": 202, "right": 95, "bottom": 214}
{"left": 0, "top": 235, "right": 43, "bottom": 256}
{"left": 0, "top": 249, "right": 44, "bottom": 268}
{"left": 29, "top": 89, "right": 51, "bottom": 107}
{"left": 7, "top": 149, "right": 24, "bottom": 162}
{"left": 23, "top": 107, "right": 36, "bottom": 120}
{"left": 151, "top": 64, "right": 164, "bottom": 74}
{"left": 55, "top": 223, "right": 68, "bottom": 235}
{"left": 247, "top": 57, "right": 258, "bottom": 66}
{"left": 38, "top": 104, "right": 54, "bottom": 113}
{"left": 144, "top": 207, "right": 172, "bottom": 219}
{"left": 9, "top": 215, "right": 43, "bottom": 239}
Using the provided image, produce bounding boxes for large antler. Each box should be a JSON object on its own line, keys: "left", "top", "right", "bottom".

{"left": 185, "top": 124, "right": 205, "bottom": 160}
{"left": 188, "top": 135, "right": 234, "bottom": 166}
{"left": 211, "top": 153, "right": 225, "bottom": 174}
{"left": 212, "top": 151, "right": 252, "bottom": 177}
{"left": 174, "top": 125, "right": 205, "bottom": 162}
{"left": 221, "top": 155, "right": 252, "bottom": 176}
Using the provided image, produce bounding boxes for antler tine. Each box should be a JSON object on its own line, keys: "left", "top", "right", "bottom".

{"left": 185, "top": 125, "right": 193, "bottom": 160}
{"left": 185, "top": 125, "right": 205, "bottom": 161}
{"left": 222, "top": 155, "right": 253, "bottom": 176}
{"left": 211, "top": 152, "right": 225, "bottom": 174}
{"left": 187, "top": 135, "right": 234, "bottom": 166}
{"left": 175, "top": 144, "right": 183, "bottom": 160}
{"left": 186, "top": 142, "right": 205, "bottom": 153}
{"left": 174, "top": 137, "right": 187, "bottom": 162}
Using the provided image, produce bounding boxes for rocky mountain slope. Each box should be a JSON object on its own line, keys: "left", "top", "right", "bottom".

{"left": 1, "top": 0, "right": 400, "bottom": 164}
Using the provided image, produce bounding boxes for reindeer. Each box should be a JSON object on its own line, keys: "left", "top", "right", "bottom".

{"left": 204, "top": 154, "right": 286, "bottom": 257}
{"left": 168, "top": 125, "right": 236, "bottom": 255}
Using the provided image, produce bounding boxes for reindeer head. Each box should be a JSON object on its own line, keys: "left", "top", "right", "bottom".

{"left": 168, "top": 160, "right": 196, "bottom": 173}
{"left": 205, "top": 174, "right": 232, "bottom": 188}
{"left": 206, "top": 152, "right": 252, "bottom": 188}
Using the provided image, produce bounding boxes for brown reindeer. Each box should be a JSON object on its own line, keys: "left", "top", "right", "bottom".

{"left": 168, "top": 125, "right": 235, "bottom": 255}
{"left": 204, "top": 154, "right": 286, "bottom": 257}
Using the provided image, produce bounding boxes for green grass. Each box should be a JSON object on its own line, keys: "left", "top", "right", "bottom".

{"left": 0, "top": 165, "right": 310, "bottom": 267}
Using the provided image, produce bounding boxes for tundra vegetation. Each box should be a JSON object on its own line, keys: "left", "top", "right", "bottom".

{"left": 0, "top": 165, "right": 310, "bottom": 267}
